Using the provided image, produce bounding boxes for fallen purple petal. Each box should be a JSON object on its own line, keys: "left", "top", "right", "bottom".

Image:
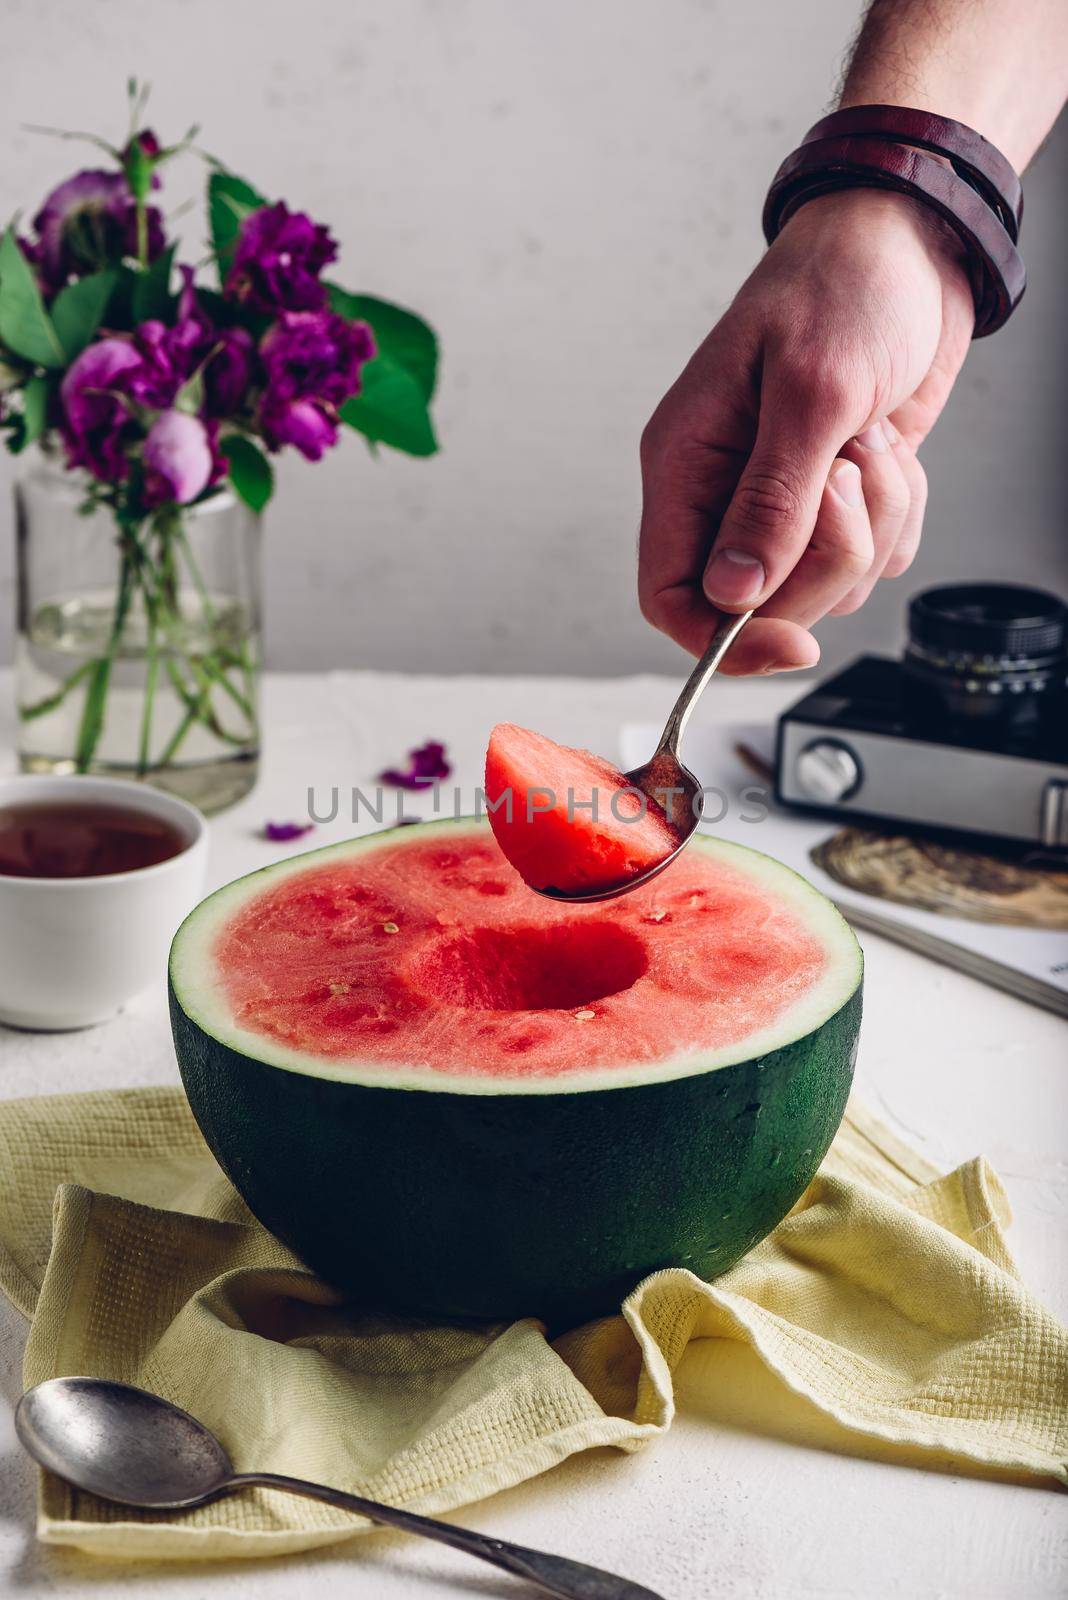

{"left": 262, "top": 820, "right": 316, "bottom": 842}
{"left": 378, "top": 741, "right": 452, "bottom": 790}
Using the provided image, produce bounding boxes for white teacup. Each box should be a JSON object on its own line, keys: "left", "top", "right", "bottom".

{"left": 0, "top": 775, "right": 208, "bottom": 1030}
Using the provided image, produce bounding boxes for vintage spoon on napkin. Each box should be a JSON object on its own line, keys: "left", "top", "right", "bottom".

{"left": 17, "top": 1377, "right": 664, "bottom": 1600}
{"left": 537, "top": 608, "right": 752, "bottom": 904}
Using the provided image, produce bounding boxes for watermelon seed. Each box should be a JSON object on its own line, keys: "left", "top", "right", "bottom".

{"left": 328, "top": 981, "right": 351, "bottom": 995}
{"left": 382, "top": 922, "right": 400, "bottom": 935}
{"left": 644, "top": 909, "right": 669, "bottom": 923}
{"left": 572, "top": 1009, "right": 597, "bottom": 1022}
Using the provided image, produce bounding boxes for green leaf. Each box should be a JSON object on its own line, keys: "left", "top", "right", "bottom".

{"left": 103, "top": 264, "right": 136, "bottom": 330}
{"left": 339, "top": 361, "right": 438, "bottom": 458}
{"left": 50, "top": 269, "right": 119, "bottom": 360}
{"left": 7, "top": 374, "right": 52, "bottom": 454}
{"left": 327, "top": 286, "right": 438, "bottom": 401}
{"left": 3, "top": 372, "right": 51, "bottom": 455}
{"left": 173, "top": 368, "right": 204, "bottom": 416}
{"left": 221, "top": 434, "right": 273, "bottom": 511}
{"left": 208, "top": 171, "right": 267, "bottom": 279}
{"left": 0, "top": 228, "right": 64, "bottom": 368}
{"left": 130, "top": 245, "right": 176, "bottom": 324}
{"left": 329, "top": 286, "right": 439, "bottom": 456}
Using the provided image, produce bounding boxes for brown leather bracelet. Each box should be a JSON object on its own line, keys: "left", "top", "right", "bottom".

{"left": 763, "top": 136, "right": 1026, "bottom": 338}
{"left": 801, "top": 105, "right": 1023, "bottom": 240}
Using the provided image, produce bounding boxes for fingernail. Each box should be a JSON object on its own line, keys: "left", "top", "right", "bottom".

{"left": 704, "top": 548, "right": 766, "bottom": 605}
{"left": 881, "top": 417, "right": 900, "bottom": 446}
{"left": 760, "top": 659, "right": 812, "bottom": 675}
{"left": 830, "top": 460, "right": 863, "bottom": 507}
{"left": 855, "top": 424, "right": 888, "bottom": 453}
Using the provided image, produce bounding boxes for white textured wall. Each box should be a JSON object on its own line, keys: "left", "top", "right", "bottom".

{"left": 1, "top": 0, "right": 1065, "bottom": 677}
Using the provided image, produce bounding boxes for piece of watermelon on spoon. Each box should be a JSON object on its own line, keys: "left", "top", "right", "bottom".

{"left": 485, "top": 610, "right": 752, "bottom": 899}
{"left": 484, "top": 723, "right": 681, "bottom": 895}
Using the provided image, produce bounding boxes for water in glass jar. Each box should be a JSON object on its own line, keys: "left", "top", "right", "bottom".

{"left": 17, "top": 587, "right": 260, "bottom": 814}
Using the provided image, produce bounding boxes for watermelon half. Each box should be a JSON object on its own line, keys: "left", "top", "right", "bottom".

{"left": 169, "top": 819, "right": 862, "bottom": 1327}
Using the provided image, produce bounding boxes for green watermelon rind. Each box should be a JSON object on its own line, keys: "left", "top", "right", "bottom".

{"left": 168, "top": 820, "right": 863, "bottom": 1325}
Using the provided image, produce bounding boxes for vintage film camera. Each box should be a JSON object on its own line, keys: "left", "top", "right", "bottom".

{"left": 775, "top": 583, "right": 1068, "bottom": 851}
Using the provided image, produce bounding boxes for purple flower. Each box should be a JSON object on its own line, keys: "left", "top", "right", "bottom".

{"left": 59, "top": 337, "right": 144, "bottom": 481}
{"left": 261, "top": 310, "right": 373, "bottom": 406}
{"left": 32, "top": 169, "right": 164, "bottom": 293}
{"left": 262, "top": 820, "right": 315, "bottom": 843}
{"left": 126, "top": 319, "right": 184, "bottom": 408}
{"left": 378, "top": 741, "right": 452, "bottom": 790}
{"left": 225, "top": 202, "right": 337, "bottom": 313}
{"left": 198, "top": 326, "right": 252, "bottom": 417}
{"left": 57, "top": 270, "right": 255, "bottom": 491}
{"left": 259, "top": 396, "right": 339, "bottom": 460}
{"left": 258, "top": 309, "right": 374, "bottom": 459}
{"left": 169, "top": 267, "right": 254, "bottom": 416}
{"left": 143, "top": 410, "right": 220, "bottom": 507}
{"left": 60, "top": 330, "right": 191, "bottom": 487}
{"left": 90, "top": 273, "right": 253, "bottom": 424}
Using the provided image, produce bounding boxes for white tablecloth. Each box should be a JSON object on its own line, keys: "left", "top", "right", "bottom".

{"left": 0, "top": 670, "right": 1064, "bottom": 1600}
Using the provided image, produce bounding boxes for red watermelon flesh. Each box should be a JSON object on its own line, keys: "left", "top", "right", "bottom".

{"left": 210, "top": 826, "right": 829, "bottom": 1082}
{"left": 484, "top": 722, "right": 680, "bottom": 893}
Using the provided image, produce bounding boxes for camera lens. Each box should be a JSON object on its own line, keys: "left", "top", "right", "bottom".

{"left": 903, "top": 582, "right": 1068, "bottom": 736}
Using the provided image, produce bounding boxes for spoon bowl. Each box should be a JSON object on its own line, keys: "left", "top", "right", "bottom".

{"left": 16, "top": 1377, "right": 664, "bottom": 1599}
{"left": 16, "top": 1376, "right": 232, "bottom": 1509}
{"left": 537, "top": 608, "right": 752, "bottom": 904}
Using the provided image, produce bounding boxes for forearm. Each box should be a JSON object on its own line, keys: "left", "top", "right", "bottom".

{"left": 841, "top": 0, "right": 1068, "bottom": 170}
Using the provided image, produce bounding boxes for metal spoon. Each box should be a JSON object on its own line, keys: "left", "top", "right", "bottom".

{"left": 16, "top": 1377, "right": 664, "bottom": 1600}
{"left": 537, "top": 608, "right": 753, "bottom": 903}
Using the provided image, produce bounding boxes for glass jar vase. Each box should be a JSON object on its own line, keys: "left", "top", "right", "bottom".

{"left": 15, "top": 453, "right": 261, "bottom": 814}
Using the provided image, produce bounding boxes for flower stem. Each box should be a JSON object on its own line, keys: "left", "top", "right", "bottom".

{"left": 174, "top": 530, "right": 259, "bottom": 732}
{"left": 66, "top": 502, "right": 258, "bottom": 780}
{"left": 137, "top": 607, "right": 159, "bottom": 774}
{"left": 19, "top": 659, "right": 96, "bottom": 722}
{"left": 154, "top": 703, "right": 197, "bottom": 768}
{"left": 165, "top": 518, "right": 259, "bottom": 737}
{"left": 73, "top": 540, "right": 137, "bottom": 772}
{"left": 162, "top": 655, "right": 248, "bottom": 747}
{"left": 172, "top": 521, "right": 213, "bottom": 618}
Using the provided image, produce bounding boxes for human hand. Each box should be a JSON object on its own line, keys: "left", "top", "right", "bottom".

{"left": 638, "top": 188, "right": 976, "bottom": 673}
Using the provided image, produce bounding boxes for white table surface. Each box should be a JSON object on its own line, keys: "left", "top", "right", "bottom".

{"left": 0, "top": 669, "right": 1065, "bottom": 1600}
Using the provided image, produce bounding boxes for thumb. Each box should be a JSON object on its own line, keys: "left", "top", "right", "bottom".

{"left": 702, "top": 371, "right": 854, "bottom": 610}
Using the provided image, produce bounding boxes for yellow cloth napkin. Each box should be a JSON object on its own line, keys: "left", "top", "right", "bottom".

{"left": 0, "top": 1086, "right": 1063, "bottom": 1561}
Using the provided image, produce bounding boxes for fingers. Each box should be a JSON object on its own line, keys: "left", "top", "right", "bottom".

{"left": 638, "top": 338, "right": 926, "bottom": 673}
{"left": 881, "top": 428, "right": 928, "bottom": 578}
{"left": 638, "top": 376, "right": 751, "bottom": 657}
{"left": 718, "top": 616, "right": 820, "bottom": 676}
{"left": 638, "top": 470, "right": 736, "bottom": 656}
{"left": 637, "top": 578, "right": 819, "bottom": 672}
{"left": 701, "top": 365, "right": 861, "bottom": 613}
{"left": 829, "top": 418, "right": 913, "bottom": 614}
{"left": 757, "top": 459, "right": 875, "bottom": 628}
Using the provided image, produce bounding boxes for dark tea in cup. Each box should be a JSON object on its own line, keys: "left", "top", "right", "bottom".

{"left": 0, "top": 799, "right": 189, "bottom": 879}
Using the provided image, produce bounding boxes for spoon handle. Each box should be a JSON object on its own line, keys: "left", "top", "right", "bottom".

{"left": 229, "top": 1472, "right": 665, "bottom": 1599}
{"left": 656, "top": 609, "right": 753, "bottom": 758}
